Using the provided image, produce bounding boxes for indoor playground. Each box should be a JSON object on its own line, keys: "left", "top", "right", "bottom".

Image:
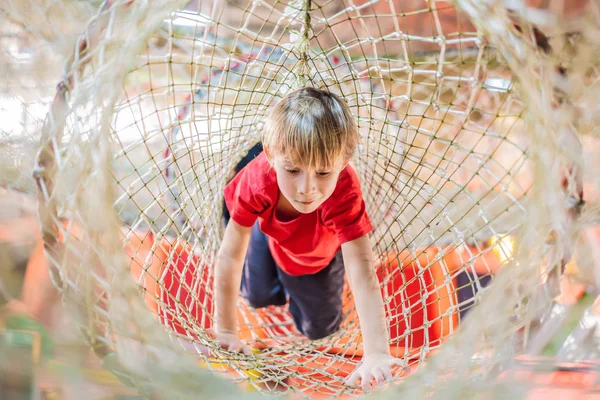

{"left": 1, "top": 0, "right": 600, "bottom": 399}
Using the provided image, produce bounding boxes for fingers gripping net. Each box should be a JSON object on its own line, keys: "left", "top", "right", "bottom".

{"left": 3, "top": 0, "right": 600, "bottom": 397}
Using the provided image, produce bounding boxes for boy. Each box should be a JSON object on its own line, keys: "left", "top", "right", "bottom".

{"left": 214, "top": 87, "right": 401, "bottom": 390}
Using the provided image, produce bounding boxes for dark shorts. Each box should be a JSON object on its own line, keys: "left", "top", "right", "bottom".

{"left": 239, "top": 222, "right": 345, "bottom": 340}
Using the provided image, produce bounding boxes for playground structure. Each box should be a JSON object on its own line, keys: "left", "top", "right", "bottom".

{"left": 2, "top": 0, "right": 600, "bottom": 398}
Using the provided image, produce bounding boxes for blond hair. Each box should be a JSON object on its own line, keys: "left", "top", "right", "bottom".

{"left": 263, "top": 87, "right": 358, "bottom": 169}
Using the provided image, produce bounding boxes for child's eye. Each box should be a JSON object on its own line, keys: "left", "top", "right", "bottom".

{"left": 286, "top": 169, "right": 299, "bottom": 174}
{"left": 317, "top": 171, "right": 331, "bottom": 177}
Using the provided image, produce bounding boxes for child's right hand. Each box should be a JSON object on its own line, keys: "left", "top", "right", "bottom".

{"left": 213, "top": 330, "right": 253, "bottom": 355}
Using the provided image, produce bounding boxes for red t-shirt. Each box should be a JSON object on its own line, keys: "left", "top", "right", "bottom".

{"left": 224, "top": 152, "right": 372, "bottom": 276}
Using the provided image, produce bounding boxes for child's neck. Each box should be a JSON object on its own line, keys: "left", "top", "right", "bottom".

{"left": 276, "top": 190, "right": 302, "bottom": 222}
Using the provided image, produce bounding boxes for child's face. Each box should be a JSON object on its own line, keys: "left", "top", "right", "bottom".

{"left": 272, "top": 154, "right": 346, "bottom": 214}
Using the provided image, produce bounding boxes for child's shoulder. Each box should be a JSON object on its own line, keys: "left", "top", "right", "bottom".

{"left": 336, "top": 162, "right": 362, "bottom": 192}
{"left": 324, "top": 162, "right": 363, "bottom": 207}
{"left": 320, "top": 162, "right": 370, "bottom": 227}
{"left": 242, "top": 151, "right": 269, "bottom": 173}
{"left": 233, "top": 152, "right": 277, "bottom": 193}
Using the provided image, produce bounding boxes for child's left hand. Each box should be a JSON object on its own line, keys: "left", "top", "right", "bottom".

{"left": 346, "top": 353, "right": 404, "bottom": 391}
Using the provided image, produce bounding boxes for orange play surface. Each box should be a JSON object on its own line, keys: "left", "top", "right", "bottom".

{"left": 15, "top": 220, "right": 598, "bottom": 397}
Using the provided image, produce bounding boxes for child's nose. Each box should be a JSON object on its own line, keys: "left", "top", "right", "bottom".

{"left": 298, "top": 173, "right": 316, "bottom": 194}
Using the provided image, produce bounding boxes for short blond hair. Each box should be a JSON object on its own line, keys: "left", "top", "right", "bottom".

{"left": 262, "top": 87, "right": 358, "bottom": 169}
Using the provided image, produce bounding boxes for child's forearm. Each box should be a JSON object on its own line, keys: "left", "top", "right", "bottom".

{"left": 214, "top": 221, "right": 251, "bottom": 334}
{"left": 214, "top": 254, "right": 244, "bottom": 333}
{"left": 349, "top": 267, "right": 389, "bottom": 355}
{"left": 343, "top": 236, "right": 390, "bottom": 355}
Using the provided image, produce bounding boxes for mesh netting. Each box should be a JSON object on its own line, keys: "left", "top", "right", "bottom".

{"left": 2, "top": 0, "right": 600, "bottom": 398}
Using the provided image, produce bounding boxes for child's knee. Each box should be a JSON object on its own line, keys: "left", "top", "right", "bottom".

{"left": 245, "top": 296, "right": 270, "bottom": 309}
{"left": 244, "top": 293, "right": 286, "bottom": 309}
{"left": 301, "top": 318, "right": 341, "bottom": 340}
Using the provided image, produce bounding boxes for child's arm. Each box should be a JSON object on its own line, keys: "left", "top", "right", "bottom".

{"left": 213, "top": 220, "right": 252, "bottom": 354}
{"left": 342, "top": 234, "right": 403, "bottom": 390}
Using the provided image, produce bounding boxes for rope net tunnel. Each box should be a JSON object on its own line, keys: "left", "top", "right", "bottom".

{"left": 2, "top": 0, "right": 600, "bottom": 398}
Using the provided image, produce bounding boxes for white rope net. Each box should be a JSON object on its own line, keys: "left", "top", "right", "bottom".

{"left": 2, "top": 0, "right": 600, "bottom": 398}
